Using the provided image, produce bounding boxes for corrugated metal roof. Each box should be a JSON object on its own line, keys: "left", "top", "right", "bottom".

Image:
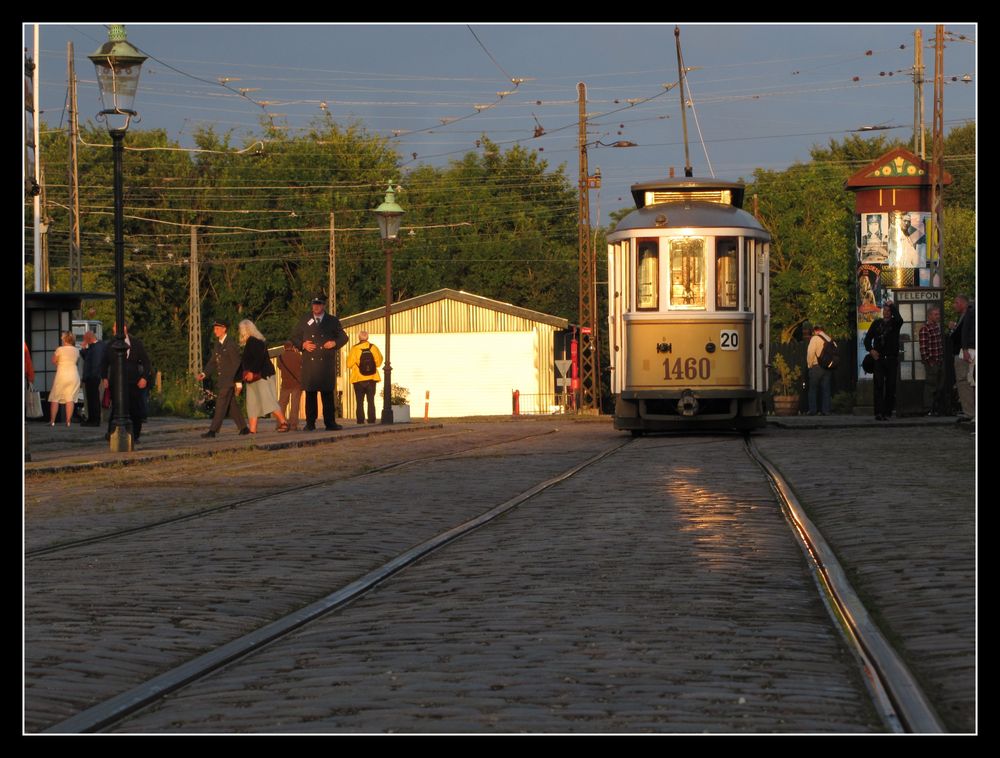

{"left": 341, "top": 288, "right": 569, "bottom": 330}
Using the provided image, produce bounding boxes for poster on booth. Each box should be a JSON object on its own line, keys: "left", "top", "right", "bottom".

{"left": 857, "top": 263, "right": 882, "bottom": 320}
{"left": 856, "top": 263, "right": 883, "bottom": 379}
{"left": 887, "top": 210, "right": 929, "bottom": 269}
{"left": 857, "top": 212, "right": 889, "bottom": 263}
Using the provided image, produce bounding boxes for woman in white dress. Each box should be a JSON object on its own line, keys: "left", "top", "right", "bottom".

{"left": 49, "top": 331, "right": 81, "bottom": 426}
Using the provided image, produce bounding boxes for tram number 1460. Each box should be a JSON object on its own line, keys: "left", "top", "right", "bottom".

{"left": 663, "top": 357, "right": 712, "bottom": 380}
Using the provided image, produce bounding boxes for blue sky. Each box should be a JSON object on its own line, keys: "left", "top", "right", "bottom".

{"left": 27, "top": 23, "right": 976, "bottom": 224}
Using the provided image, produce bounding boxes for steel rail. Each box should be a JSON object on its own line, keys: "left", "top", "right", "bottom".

{"left": 26, "top": 427, "right": 560, "bottom": 559}
{"left": 45, "top": 436, "right": 631, "bottom": 734}
{"left": 744, "top": 438, "right": 945, "bottom": 734}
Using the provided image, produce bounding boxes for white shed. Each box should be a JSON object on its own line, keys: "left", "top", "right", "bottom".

{"left": 339, "top": 289, "right": 569, "bottom": 419}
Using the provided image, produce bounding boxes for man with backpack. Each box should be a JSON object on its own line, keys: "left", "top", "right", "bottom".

{"left": 346, "top": 330, "right": 384, "bottom": 425}
{"left": 806, "top": 321, "right": 838, "bottom": 416}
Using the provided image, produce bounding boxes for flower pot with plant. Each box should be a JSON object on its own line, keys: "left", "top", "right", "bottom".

{"left": 770, "top": 354, "right": 802, "bottom": 416}
{"left": 381, "top": 384, "right": 411, "bottom": 422}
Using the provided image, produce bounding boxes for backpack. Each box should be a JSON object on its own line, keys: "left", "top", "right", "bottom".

{"left": 819, "top": 336, "right": 840, "bottom": 370}
{"left": 358, "top": 346, "right": 376, "bottom": 376}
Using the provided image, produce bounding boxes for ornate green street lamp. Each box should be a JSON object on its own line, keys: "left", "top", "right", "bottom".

{"left": 89, "top": 25, "right": 147, "bottom": 452}
{"left": 372, "top": 184, "right": 404, "bottom": 425}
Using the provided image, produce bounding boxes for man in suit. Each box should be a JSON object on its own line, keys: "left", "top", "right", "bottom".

{"left": 290, "top": 296, "right": 348, "bottom": 431}
{"left": 80, "top": 330, "right": 108, "bottom": 427}
{"left": 100, "top": 323, "right": 152, "bottom": 443}
{"left": 196, "top": 319, "right": 249, "bottom": 438}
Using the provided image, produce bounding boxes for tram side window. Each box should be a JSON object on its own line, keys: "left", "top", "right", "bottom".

{"left": 637, "top": 240, "right": 659, "bottom": 310}
{"left": 669, "top": 237, "right": 705, "bottom": 309}
{"left": 743, "top": 239, "right": 753, "bottom": 311}
{"left": 716, "top": 238, "right": 739, "bottom": 311}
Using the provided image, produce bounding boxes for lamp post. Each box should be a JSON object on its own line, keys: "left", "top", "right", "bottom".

{"left": 372, "top": 184, "right": 404, "bottom": 425}
{"left": 89, "top": 25, "right": 146, "bottom": 452}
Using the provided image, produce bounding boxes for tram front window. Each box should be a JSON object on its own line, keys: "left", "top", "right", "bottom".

{"left": 670, "top": 237, "right": 705, "bottom": 309}
{"left": 637, "top": 240, "right": 659, "bottom": 310}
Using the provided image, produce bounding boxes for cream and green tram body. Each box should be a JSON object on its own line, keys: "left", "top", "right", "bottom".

{"left": 607, "top": 177, "right": 771, "bottom": 433}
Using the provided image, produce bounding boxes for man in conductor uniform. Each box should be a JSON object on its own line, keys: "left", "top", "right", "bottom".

{"left": 197, "top": 319, "right": 249, "bottom": 438}
{"left": 291, "top": 295, "right": 348, "bottom": 431}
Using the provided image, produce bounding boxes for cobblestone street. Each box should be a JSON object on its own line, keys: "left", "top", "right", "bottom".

{"left": 23, "top": 416, "right": 976, "bottom": 734}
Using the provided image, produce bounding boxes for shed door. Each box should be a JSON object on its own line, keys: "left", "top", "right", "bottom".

{"left": 365, "top": 331, "right": 540, "bottom": 417}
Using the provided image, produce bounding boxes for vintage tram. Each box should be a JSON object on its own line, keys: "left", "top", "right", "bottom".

{"left": 606, "top": 176, "right": 771, "bottom": 433}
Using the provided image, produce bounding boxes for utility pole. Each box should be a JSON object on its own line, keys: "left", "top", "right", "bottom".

{"left": 930, "top": 25, "right": 945, "bottom": 284}
{"left": 329, "top": 211, "right": 337, "bottom": 314}
{"left": 577, "top": 82, "right": 600, "bottom": 412}
{"left": 675, "top": 27, "right": 693, "bottom": 178}
{"left": 68, "top": 42, "right": 83, "bottom": 298}
{"left": 189, "top": 226, "right": 203, "bottom": 376}
{"left": 33, "top": 25, "right": 42, "bottom": 291}
{"left": 913, "top": 28, "right": 926, "bottom": 159}
{"left": 39, "top": 162, "right": 50, "bottom": 291}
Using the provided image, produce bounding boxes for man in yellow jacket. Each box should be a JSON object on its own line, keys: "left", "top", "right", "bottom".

{"left": 346, "top": 330, "right": 383, "bottom": 424}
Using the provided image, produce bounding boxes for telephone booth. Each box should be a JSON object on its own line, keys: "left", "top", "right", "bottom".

{"left": 845, "top": 148, "right": 951, "bottom": 416}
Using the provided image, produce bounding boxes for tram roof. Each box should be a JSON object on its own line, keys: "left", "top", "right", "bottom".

{"left": 630, "top": 177, "right": 746, "bottom": 210}
{"left": 611, "top": 200, "right": 768, "bottom": 236}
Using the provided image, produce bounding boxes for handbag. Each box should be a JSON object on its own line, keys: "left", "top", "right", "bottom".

{"left": 26, "top": 383, "right": 43, "bottom": 418}
{"left": 102, "top": 386, "right": 112, "bottom": 409}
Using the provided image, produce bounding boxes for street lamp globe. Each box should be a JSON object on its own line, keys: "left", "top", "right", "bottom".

{"left": 373, "top": 184, "right": 405, "bottom": 240}
{"left": 88, "top": 24, "right": 147, "bottom": 129}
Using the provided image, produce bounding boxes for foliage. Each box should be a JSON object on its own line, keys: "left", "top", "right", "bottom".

{"left": 831, "top": 390, "right": 856, "bottom": 415}
{"left": 399, "top": 137, "right": 578, "bottom": 320}
{"left": 745, "top": 127, "right": 976, "bottom": 346}
{"left": 943, "top": 121, "right": 975, "bottom": 210}
{"left": 380, "top": 383, "right": 410, "bottom": 405}
{"left": 942, "top": 205, "right": 976, "bottom": 318}
{"left": 30, "top": 124, "right": 580, "bottom": 386}
{"left": 770, "top": 354, "right": 802, "bottom": 396}
{"left": 148, "top": 375, "right": 211, "bottom": 418}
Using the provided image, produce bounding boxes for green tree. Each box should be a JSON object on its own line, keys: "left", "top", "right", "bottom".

{"left": 745, "top": 129, "right": 975, "bottom": 344}
{"left": 398, "top": 137, "right": 578, "bottom": 320}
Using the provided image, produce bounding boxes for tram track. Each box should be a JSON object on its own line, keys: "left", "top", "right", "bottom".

{"left": 26, "top": 427, "right": 560, "bottom": 559}
{"left": 42, "top": 437, "right": 633, "bottom": 733}
{"left": 743, "top": 437, "right": 944, "bottom": 734}
{"left": 85, "top": 432, "right": 882, "bottom": 734}
{"left": 27, "top": 428, "right": 955, "bottom": 734}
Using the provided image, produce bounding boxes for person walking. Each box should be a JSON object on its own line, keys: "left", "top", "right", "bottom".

{"left": 237, "top": 319, "right": 290, "bottom": 434}
{"left": 48, "top": 332, "right": 81, "bottom": 427}
{"left": 346, "top": 330, "right": 383, "bottom": 424}
{"left": 196, "top": 319, "right": 249, "bottom": 438}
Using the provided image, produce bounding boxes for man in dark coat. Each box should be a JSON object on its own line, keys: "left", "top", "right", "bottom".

{"left": 864, "top": 301, "right": 903, "bottom": 420}
{"left": 100, "top": 323, "right": 152, "bottom": 442}
{"left": 290, "top": 296, "right": 348, "bottom": 431}
{"left": 80, "top": 330, "right": 108, "bottom": 427}
{"left": 196, "top": 319, "right": 249, "bottom": 438}
{"left": 950, "top": 295, "right": 975, "bottom": 421}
